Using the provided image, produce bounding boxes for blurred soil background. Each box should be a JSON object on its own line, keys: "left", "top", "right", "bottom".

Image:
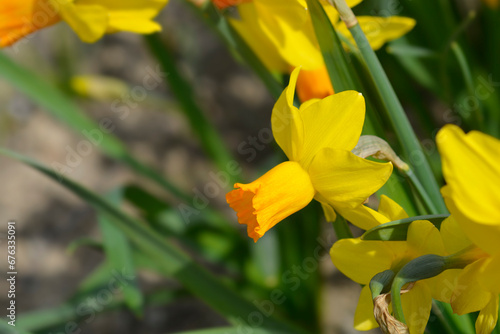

{"left": 0, "top": 0, "right": 379, "bottom": 333}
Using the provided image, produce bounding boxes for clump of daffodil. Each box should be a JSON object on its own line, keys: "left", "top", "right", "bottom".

{"left": 437, "top": 124, "right": 500, "bottom": 334}
{"left": 331, "top": 219, "right": 459, "bottom": 334}
{"left": 0, "top": 0, "right": 169, "bottom": 47}
{"left": 226, "top": 67, "right": 392, "bottom": 242}
{"left": 214, "top": 0, "right": 415, "bottom": 101}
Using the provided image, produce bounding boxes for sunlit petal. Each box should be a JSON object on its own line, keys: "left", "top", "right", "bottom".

{"left": 298, "top": 91, "right": 365, "bottom": 167}
{"left": 309, "top": 148, "right": 392, "bottom": 208}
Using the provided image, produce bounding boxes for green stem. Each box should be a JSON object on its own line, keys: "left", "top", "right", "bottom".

{"left": 390, "top": 277, "right": 406, "bottom": 324}
{"left": 332, "top": 214, "right": 353, "bottom": 239}
{"left": 338, "top": 16, "right": 447, "bottom": 213}
{"left": 404, "top": 169, "right": 439, "bottom": 215}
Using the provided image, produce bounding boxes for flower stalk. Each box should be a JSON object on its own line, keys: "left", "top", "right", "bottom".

{"left": 329, "top": 0, "right": 448, "bottom": 214}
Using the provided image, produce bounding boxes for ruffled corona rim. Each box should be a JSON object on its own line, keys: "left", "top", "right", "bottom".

{"left": 226, "top": 161, "right": 315, "bottom": 242}
{"left": 0, "top": 1, "right": 60, "bottom": 47}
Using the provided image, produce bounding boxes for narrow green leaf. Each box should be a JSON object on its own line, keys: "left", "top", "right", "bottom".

{"left": 66, "top": 237, "right": 103, "bottom": 254}
{"left": 332, "top": 214, "right": 353, "bottom": 239}
{"left": 99, "top": 189, "right": 143, "bottom": 317}
{"left": 386, "top": 43, "right": 437, "bottom": 58}
{"left": 124, "top": 184, "right": 170, "bottom": 219}
{"left": 361, "top": 214, "right": 449, "bottom": 241}
{"left": 17, "top": 259, "right": 181, "bottom": 332}
{"left": 0, "top": 320, "right": 33, "bottom": 334}
{"left": 144, "top": 33, "right": 236, "bottom": 179}
{"left": 0, "top": 52, "right": 187, "bottom": 202}
{"left": 1, "top": 149, "right": 303, "bottom": 333}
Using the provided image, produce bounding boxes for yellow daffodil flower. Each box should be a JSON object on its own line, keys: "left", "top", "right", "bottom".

{"left": 0, "top": 0, "right": 168, "bottom": 47}
{"left": 330, "top": 220, "right": 454, "bottom": 334}
{"left": 226, "top": 67, "right": 392, "bottom": 242}
{"left": 222, "top": 0, "right": 415, "bottom": 101}
{"left": 437, "top": 124, "right": 500, "bottom": 333}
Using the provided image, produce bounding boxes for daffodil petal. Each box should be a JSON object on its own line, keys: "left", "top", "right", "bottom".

{"left": 407, "top": 220, "right": 446, "bottom": 256}
{"left": 437, "top": 124, "right": 500, "bottom": 226}
{"left": 427, "top": 269, "right": 463, "bottom": 303}
{"left": 335, "top": 16, "right": 416, "bottom": 51}
{"left": 377, "top": 195, "right": 409, "bottom": 221}
{"left": 253, "top": 0, "right": 323, "bottom": 69}
{"left": 59, "top": 3, "right": 108, "bottom": 43}
{"left": 309, "top": 148, "right": 393, "bottom": 209}
{"left": 477, "top": 253, "right": 500, "bottom": 294}
{"left": 354, "top": 285, "right": 378, "bottom": 331}
{"left": 271, "top": 67, "right": 304, "bottom": 161}
{"left": 336, "top": 204, "right": 388, "bottom": 230}
{"left": 320, "top": 201, "right": 337, "bottom": 222}
{"left": 330, "top": 238, "right": 407, "bottom": 284}
{"left": 451, "top": 258, "right": 491, "bottom": 314}
{"left": 443, "top": 186, "right": 500, "bottom": 255}
{"left": 401, "top": 282, "right": 432, "bottom": 334}
{"left": 346, "top": 0, "right": 363, "bottom": 8}
{"left": 439, "top": 216, "right": 472, "bottom": 254}
{"left": 476, "top": 294, "right": 499, "bottom": 334}
{"left": 230, "top": 2, "right": 289, "bottom": 72}
{"left": 298, "top": 91, "right": 365, "bottom": 167}
{"left": 77, "top": 0, "right": 167, "bottom": 34}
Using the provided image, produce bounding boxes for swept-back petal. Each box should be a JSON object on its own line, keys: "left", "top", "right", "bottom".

{"left": 330, "top": 238, "right": 407, "bottom": 284}
{"left": 407, "top": 220, "right": 445, "bottom": 257}
{"left": 377, "top": 195, "right": 408, "bottom": 221}
{"left": 229, "top": 2, "right": 289, "bottom": 72}
{"left": 401, "top": 282, "right": 432, "bottom": 334}
{"left": 253, "top": 0, "right": 323, "bottom": 69}
{"left": 354, "top": 285, "right": 378, "bottom": 331}
{"left": 319, "top": 201, "right": 337, "bottom": 222}
{"left": 335, "top": 16, "right": 416, "bottom": 51}
{"left": 336, "top": 195, "right": 407, "bottom": 230}
{"left": 59, "top": 3, "right": 108, "bottom": 43}
{"left": 427, "top": 269, "right": 463, "bottom": 303}
{"left": 437, "top": 124, "right": 500, "bottom": 226}
{"left": 77, "top": 0, "right": 167, "bottom": 34}
{"left": 451, "top": 258, "right": 491, "bottom": 314}
{"left": 336, "top": 204, "right": 387, "bottom": 230}
{"left": 271, "top": 67, "right": 304, "bottom": 161}
{"left": 439, "top": 215, "right": 472, "bottom": 254}
{"left": 226, "top": 161, "right": 314, "bottom": 242}
{"left": 309, "top": 148, "right": 392, "bottom": 209}
{"left": 443, "top": 186, "right": 500, "bottom": 255}
{"left": 298, "top": 91, "right": 365, "bottom": 168}
{"left": 476, "top": 294, "right": 499, "bottom": 334}
{"left": 477, "top": 253, "right": 500, "bottom": 294}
